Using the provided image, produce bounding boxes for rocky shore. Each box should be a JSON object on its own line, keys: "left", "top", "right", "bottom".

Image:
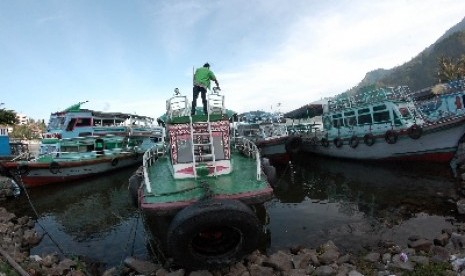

{"left": 3, "top": 162, "right": 465, "bottom": 275}
{"left": 2, "top": 202, "right": 465, "bottom": 276}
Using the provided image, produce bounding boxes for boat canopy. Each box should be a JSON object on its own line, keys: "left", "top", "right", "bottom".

{"left": 284, "top": 103, "right": 323, "bottom": 119}
{"left": 157, "top": 107, "right": 237, "bottom": 125}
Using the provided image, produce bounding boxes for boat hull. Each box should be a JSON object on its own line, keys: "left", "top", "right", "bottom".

{"left": 2, "top": 153, "right": 142, "bottom": 187}
{"left": 255, "top": 137, "right": 290, "bottom": 164}
{"left": 300, "top": 117, "right": 465, "bottom": 163}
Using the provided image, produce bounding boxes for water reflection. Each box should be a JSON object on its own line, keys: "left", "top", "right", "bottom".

{"left": 265, "top": 154, "right": 459, "bottom": 253}
{"left": 0, "top": 154, "right": 461, "bottom": 270}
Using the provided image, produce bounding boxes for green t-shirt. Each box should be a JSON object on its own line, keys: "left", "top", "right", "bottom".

{"left": 193, "top": 67, "right": 216, "bottom": 89}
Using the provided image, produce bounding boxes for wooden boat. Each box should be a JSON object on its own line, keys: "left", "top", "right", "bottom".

{"left": 233, "top": 110, "right": 297, "bottom": 164}
{"left": 129, "top": 88, "right": 274, "bottom": 270}
{"left": 1, "top": 133, "right": 166, "bottom": 187}
{"left": 285, "top": 79, "right": 465, "bottom": 163}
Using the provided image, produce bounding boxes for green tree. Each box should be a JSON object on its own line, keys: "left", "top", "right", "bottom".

{"left": 0, "top": 108, "right": 18, "bottom": 125}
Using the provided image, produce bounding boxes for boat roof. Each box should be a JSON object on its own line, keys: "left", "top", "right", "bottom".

{"left": 50, "top": 101, "right": 154, "bottom": 121}
{"left": 284, "top": 103, "right": 324, "bottom": 119}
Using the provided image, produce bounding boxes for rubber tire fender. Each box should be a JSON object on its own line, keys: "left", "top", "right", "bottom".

{"left": 349, "top": 135, "right": 359, "bottom": 148}
{"left": 333, "top": 137, "right": 343, "bottom": 148}
{"left": 49, "top": 162, "right": 61, "bottom": 174}
{"left": 128, "top": 173, "right": 143, "bottom": 208}
{"left": 408, "top": 124, "right": 422, "bottom": 140}
{"left": 321, "top": 138, "right": 329, "bottom": 147}
{"left": 285, "top": 136, "right": 302, "bottom": 154}
{"left": 363, "top": 134, "right": 375, "bottom": 146}
{"left": 16, "top": 163, "right": 30, "bottom": 176}
{"left": 111, "top": 158, "right": 119, "bottom": 166}
{"left": 263, "top": 165, "right": 277, "bottom": 187}
{"left": 166, "top": 199, "right": 261, "bottom": 270}
{"left": 385, "top": 130, "right": 398, "bottom": 144}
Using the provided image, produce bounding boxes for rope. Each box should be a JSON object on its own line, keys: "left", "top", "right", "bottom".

{"left": 15, "top": 175, "right": 66, "bottom": 255}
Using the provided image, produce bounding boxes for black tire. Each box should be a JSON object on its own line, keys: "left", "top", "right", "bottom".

{"left": 385, "top": 130, "right": 398, "bottom": 144}
{"left": 261, "top": 157, "right": 270, "bottom": 167}
{"left": 408, "top": 124, "right": 422, "bottom": 140}
{"left": 321, "top": 138, "right": 329, "bottom": 147}
{"left": 49, "top": 162, "right": 61, "bottom": 174}
{"left": 333, "top": 137, "right": 343, "bottom": 148}
{"left": 111, "top": 158, "right": 119, "bottom": 166}
{"left": 263, "top": 165, "right": 277, "bottom": 187}
{"left": 166, "top": 199, "right": 261, "bottom": 270}
{"left": 285, "top": 137, "right": 302, "bottom": 154}
{"left": 363, "top": 134, "right": 375, "bottom": 146}
{"left": 349, "top": 135, "right": 359, "bottom": 148}
{"left": 128, "top": 173, "right": 142, "bottom": 208}
{"left": 16, "top": 163, "right": 29, "bottom": 176}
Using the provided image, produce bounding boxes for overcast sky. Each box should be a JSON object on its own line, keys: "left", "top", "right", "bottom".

{"left": 1, "top": 0, "right": 465, "bottom": 121}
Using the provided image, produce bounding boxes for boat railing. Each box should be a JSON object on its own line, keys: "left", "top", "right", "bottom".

{"left": 142, "top": 144, "right": 166, "bottom": 193}
{"left": 233, "top": 137, "right": 262, "bottom": 181}
{"left": 328, "top": 86, "right": 411, "bottom": 111}
{"left": 166, "top": 90, "right": 190, "bottom": 119}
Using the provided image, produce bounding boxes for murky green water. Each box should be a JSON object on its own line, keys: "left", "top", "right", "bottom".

{"left": 1, "top": 153, "right": 460, "bottom": 270}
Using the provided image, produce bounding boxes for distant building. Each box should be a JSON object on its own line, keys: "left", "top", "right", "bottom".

{"left": 16, "top": 113, "right": 28, "bottom": 125}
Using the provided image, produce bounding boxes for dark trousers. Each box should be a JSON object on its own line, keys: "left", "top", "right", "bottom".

{"left": 192, "top": 85, "right": 208, "bottom": 115}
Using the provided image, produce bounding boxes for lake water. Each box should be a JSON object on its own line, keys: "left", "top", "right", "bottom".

{"left": 1, "top": 153, "right": 461, "bottom": 271}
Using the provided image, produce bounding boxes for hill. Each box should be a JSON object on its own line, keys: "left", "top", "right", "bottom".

{"left": 354, "top": 16, "right": 465, "bottom": 92}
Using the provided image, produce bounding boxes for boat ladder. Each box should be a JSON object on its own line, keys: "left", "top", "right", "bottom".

{"left": 189, "top": 88, "right": 225, "bottom": 178}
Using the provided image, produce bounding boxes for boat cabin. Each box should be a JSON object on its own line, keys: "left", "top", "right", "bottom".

{"left": 164, "top": 88, "right": 231, "bottom": 179}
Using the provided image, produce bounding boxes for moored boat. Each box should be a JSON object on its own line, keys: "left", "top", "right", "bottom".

{"left": 2, "top": 133, "right": 166, "bottom": 187}
{"left": 233, "top": 110, "right": 297, "bottom": 164}
{"left": 285, "top": 79, "right": 465, "bottom": 163}
{"left": 40, "top": 101, "right": 161, "bottom": 155}
{"left": 129, "top": 88, "right": 275, "bottom": 269}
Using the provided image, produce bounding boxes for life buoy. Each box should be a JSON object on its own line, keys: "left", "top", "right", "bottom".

{"left": 111, "top": 158, "right": 119, "bottom": 166}
{"left": 321, "top": 138, "right": 329, "bottom": 147}
{"left": 285, "top": 137, "right": 302, "bottom": 154}
{"left": 349, "top": 135, "right": 359, "bottom": 148}
{"left": 363, "top": 133, "right": 375, "bottom": 146}
{"left": 166, "top": 199, "right": 260, "bottom": 270}
{"left": 333, "top": 137, "right": 343, "bottom": 148}
{"left": 408, "top": 124, "right": 422, "bottom": 140}
{"left": 16, "top": 163, "right": 30, "bottom": 176}
{"left": 49, "top": 162, "right": 61, "bottom": 174}
{"left": 385, "top": 130, "right": 398, "bottom": 144}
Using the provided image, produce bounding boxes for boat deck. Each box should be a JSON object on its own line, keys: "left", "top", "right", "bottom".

{"left": 141, "top": 147, "right": 273, "bottom": 214}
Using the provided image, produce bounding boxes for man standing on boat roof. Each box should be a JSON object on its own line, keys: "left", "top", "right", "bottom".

{"left": 192, "top": 63, "right": 220, "bottom": 115}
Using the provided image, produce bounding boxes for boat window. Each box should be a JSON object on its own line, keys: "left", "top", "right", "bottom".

{"left": 357, "top": 114, "right": 372, "bottom": 125}
{"left": 66, "top": 118, "right": 77, "bottom": 131}
{"left": 332, "top": 114, "right": 343, "bottom": 127}
{"left": 373, "top": 110, "right": 390, "bottom": 123}
{"left": 344, "top": 111, "right": 355, "bottom": 116}
{"left": 393, "top": 112, "right": 402, "bottom": 126}
{"left": 76, "top": 118, "right": 92, "bottom": 127}
{"left": 373, "top": 104, "right": 387, "bottom": 111}
{"left": 358, "top": 108, "right": 370, "bottom": 114}
{"left": 344, "top": 116, "right": 357, "bottom": 126}
{"left": 398, "top": 107, "right": 411, "bottom": 118}
{"left": 93, "top": 119, "right": 102, "bottom": 126}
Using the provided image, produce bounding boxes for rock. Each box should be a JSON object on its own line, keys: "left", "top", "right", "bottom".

{"left": 292, "top": 252, "right": 312, "bottom": 269}
{"left": 189, "top": 270, "right": 214, "bottom": 276}
{"left": 248, "top": 264, "right": 274, "bottom": 276}
{"left": 313, "top": 265, "right": 335, "bottom": 276}
{"left": 124, "top": 256, "right": 161, "bottom": 275}
{"left": 408, "top": 238, "right": 433, "bottom": 252}
{"left": 263, "top": 250, "right": 293, "bottom": 271}
{"left": 364, "top": 252, "right": 380, "bottom": 263}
